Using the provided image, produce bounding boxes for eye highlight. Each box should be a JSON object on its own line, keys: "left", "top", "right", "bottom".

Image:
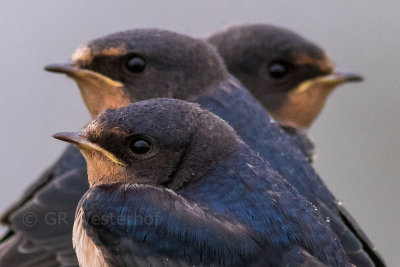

{"left": 125, "top": 55, "right": 146, "bottom": 73}
{"left": 129, "top": 137, "right": 151, "bottom": 155}
{"left": 268, "top": 62, "right": 289, "bottom": 79}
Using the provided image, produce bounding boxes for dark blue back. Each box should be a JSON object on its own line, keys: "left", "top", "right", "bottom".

{"left": 196, "top": 78, "right": 336, "bottom": 209}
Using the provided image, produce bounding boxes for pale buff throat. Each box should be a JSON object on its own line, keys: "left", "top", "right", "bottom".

{"left": 271, "top": 80, "right": 336, "bottom": 130}
{"left": 74, "top": 73, "right": 129, "bottom": 118}
{"left": 271, "top": 71, "right": 361, "bottom": 130}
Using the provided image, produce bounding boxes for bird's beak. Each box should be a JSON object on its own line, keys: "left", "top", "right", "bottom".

{"left": 53, "top": 132, "right": 126, "bottom": 166}
{"left": 293, "top": 70, "right": 363, "bottom": 94}
{"left": 318, "top": 70, "right": 363, "bottom": 84}
{"left": 44, "top": 62, "right": 124, "bottom": 88}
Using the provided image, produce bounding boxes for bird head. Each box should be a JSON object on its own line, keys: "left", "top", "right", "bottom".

{"left": 53, "top": 98, "right": 239, "bottom": 189}
{"left": 208, "top": 24, "right": 363, "bottom": 130}
{"left": 45, "top": 29, "right": 228, "bottom": 118}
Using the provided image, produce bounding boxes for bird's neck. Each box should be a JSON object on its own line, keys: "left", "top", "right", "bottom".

{"left": 75, "top": 77, "right": 130, "bottom": 118}
{"left": 271, "top": 83, "right": 336, "bottom": 129}
{"left": 82, "top": 150, "right": 130, "bottom": 187}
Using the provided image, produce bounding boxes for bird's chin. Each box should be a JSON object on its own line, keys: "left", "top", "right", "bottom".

{"left": 74, "top": 78, "right": 130, "bottom": 118}
{"left": 84, "top": 153, "right": 128, "bottom": 187}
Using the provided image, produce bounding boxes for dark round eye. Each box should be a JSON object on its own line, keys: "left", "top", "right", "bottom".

{"left": 268, "top": 62, "right": 289, "bottom": 79}
{"left": 125, "top": 56, "right": 146, "bottom": 73}
{"left": 129, "top": 138, "right": 151, "bottom": 155}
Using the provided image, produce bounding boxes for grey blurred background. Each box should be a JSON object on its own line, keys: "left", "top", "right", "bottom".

{"left": 0, "top": 1, "right": 398, "bottom": 265}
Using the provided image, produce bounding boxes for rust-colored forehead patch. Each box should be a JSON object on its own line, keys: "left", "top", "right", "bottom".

{"left": 71, "top": 44, "right": 127, "bottom": 64}
{"left": 294, "top": 52, "right": 334, "bottom": 72}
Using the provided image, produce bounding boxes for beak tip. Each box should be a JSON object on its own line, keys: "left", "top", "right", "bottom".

{"left": 44, "top": 63, "right": 73, "bottom": 74}
{"left": 349, "top": 74, "right": 364, "bottom": 82}
{"left": 52, "top": 132, "right": 83, "bottom": 145}
{"left": 43, "top": 65, "right": 53, "bottom": 72}
{"left": 335, "top": 70, "right": 364, "bottom": 83}
{"left": 53, "top": 132, "right": 71, "bottom": 142}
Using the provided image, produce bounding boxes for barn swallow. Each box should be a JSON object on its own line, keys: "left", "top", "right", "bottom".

{"left": 208, "top": 24, "right": 362, "bottom": 131}
{"left": 1, "top": 29, "right": 384, "bottom": 267}
{"left": 208, "top": 24, "right": 363, "bottom": 162}
{"left": 54, "top": 98, "right": 351, "bottom": 266}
